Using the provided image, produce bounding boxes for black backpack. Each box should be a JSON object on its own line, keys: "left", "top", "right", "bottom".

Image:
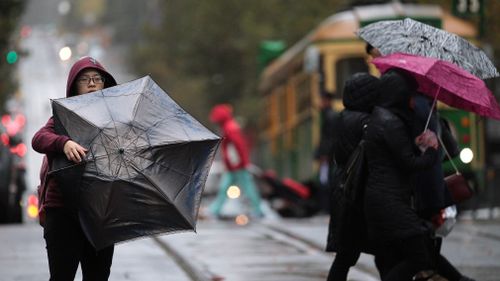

{"left": 339, "top": 139, "right": 368, "bottom": 205}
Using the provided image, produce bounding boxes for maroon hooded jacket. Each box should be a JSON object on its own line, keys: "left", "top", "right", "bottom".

{"left": 209, "top": 104, "right": 250, "bottom": 171}
{"left": 32, "top": 56, "right": 117, "bottom": 216}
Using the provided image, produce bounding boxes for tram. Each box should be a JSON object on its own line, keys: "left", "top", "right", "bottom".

{"left": 256, "top": 2, "right": 485, "bottom": 190}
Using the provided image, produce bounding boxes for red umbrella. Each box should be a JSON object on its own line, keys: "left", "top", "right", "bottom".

{"left": 372, "top": 53, "right": 500, "bottom": 120}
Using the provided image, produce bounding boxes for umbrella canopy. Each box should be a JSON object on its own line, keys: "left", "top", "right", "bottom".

{"left": 357, "top": 18, "right": 499, "bottom": 79}
{"left": 50, "top": 75, "right": 221, "bottom": 249}
{"left": 372, "top": 53, "right": 500, "bottom": 119}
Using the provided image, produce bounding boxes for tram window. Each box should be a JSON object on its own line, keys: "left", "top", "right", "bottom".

{"left": 263, "top": 98, "right": 273, "bottom": 135}
{"left": 336, "top": 57, "right": 368, "bottom": 98}
{"left": 279, "top": 88, "right": 287, "bottom": 126}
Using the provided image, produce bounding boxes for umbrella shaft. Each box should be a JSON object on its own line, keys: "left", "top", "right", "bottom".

{"left": 423, "top": 89, "right": 440, "bottom": 132}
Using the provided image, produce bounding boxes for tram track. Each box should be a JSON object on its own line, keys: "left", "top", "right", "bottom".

{"left": 258, "top": 222, "right": 380, "bottom": 280}
{"left": 153, "top": 236, "right": 221, "bottom": 281}
{"left": 152, "top": 220, "right": 378, "bottom": 281}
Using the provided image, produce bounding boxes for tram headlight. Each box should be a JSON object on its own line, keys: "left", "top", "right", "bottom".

{"left": 459, "top": 148, "right": 474, "bottom": 164}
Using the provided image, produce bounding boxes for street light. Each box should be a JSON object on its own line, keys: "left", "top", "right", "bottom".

{"left": 59, "top": 46, "right": 72, "bottom": 61}
{"left": 58, "top": 1, "right": 71, "bottom": 15}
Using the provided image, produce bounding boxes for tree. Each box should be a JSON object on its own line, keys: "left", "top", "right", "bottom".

{"left": 126, "top": 0, "right": 347, "bottom": 123}
{"left": 120, "top": 0, "right": 499, "bottom": 124}
{"left": 0, "top": 0, "right": 26, "bottom": 111}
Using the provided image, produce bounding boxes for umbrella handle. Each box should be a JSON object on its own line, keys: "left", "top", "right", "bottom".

{"left": 420, "top": 85, "right": 460, "bottom": 174}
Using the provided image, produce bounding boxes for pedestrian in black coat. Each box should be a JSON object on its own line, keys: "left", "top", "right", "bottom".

{"left": 363, "top": 69, "right": 439, "bottom": 281}
{"left": 326, "top": 72, "right": 380, "bottom": 281}
{"left": 411, "top": 94, "right": 476, "bottom": 281}
{"left": 315, "top": 92, "right": 338, "bottom": 213}
{"left": 412, "top": 94, "right": 457, "bottom": 220}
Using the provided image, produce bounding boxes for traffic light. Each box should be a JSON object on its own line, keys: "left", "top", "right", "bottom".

{"left": 6, "top": 50, "right": 18, "bottom": 64}
{"left": 258, "top": 40, "right": 286, "bottom": 71}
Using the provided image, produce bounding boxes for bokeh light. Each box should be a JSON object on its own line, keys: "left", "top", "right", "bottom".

{"left": 6, "top": 51, "right": 18, "bottom": 64}
{"left": 235, "top": 214, "right": 249, "bottom": 225}
{"left": 59, "top": 46, "right": 72, "bottom": 61}
{"left": 226, "top": 185, "right": 241, "bottom": 199}
{"left": 460, "top": 148, "right": 474, "bottom": 164}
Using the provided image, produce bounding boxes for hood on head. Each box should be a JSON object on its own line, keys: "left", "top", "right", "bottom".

{"left": 342, "top": 72, "right": 380, "bottom": 112}
{"left": 210, "top": 104, "right": 233, "bottom": 124}
{"left": 66, "top": 56, "right": 117, "bottom": 97}
{"left": 378, "top": 69, "right": 417, "bottom": 110}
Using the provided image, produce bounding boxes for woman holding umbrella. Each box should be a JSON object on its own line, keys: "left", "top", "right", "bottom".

{"left": 32, "top": 56, "right": 117, "bottom": 281}
{"left": 363, "top": 68, "right": 440, "bottom": 281}
{"left": 411, "top": 94, "right": 477, "bottom": 281}
{"left": 364, "top": 64, "right": 482, "bottom": 281}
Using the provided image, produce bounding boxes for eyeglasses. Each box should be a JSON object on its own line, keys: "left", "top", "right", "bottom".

{"left": 77, "top": 76, "right": 105, "bottom": 85}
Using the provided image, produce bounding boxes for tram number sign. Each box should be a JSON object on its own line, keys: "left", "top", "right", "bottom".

{"left": 453, "top": 0, "right": 482, "bottom": 16}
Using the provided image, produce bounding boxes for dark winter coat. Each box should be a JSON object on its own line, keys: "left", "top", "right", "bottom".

{"left": 326, "top": 72, "right": 380, "bottom": 253}
{"left": 363, "top": 69, "right": 438, "bottom": 243}
{"left": 315, "top": 106, "right": 337, "bottom": 165}
{"left": 412, "top": 94, "right": 459, "bottom": 218}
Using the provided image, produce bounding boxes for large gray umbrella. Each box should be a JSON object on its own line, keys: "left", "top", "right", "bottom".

{"left": 357, "top": 18, "right": 499, "bottom": 79}
{"left": 50, "top": 75, "right": 220, "bottom": 250}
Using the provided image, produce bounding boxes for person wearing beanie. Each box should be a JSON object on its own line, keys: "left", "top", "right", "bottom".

{"left": 208, "top": 104, "right": 264, "bottom": 218}
{"left": 32, "top": 56, "right": 117, "bottom": 281}
{"left": 326, "top": 72, "right": 380, "bottom": 281}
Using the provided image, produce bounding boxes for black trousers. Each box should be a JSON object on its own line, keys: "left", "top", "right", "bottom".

{"left": 43, "top": 208, "right": 114, "bottom": 281}
{"left": 327, "top": 248, "right": 361, "bottom": 281}
{"left": 375, "top": 234, "right": 433, "bottom": 281}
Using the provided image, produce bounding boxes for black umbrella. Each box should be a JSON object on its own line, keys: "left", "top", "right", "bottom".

{"left": 357, "top": 18, "right": 499, "bottom": 79}
{"left": 50, "top": 76, "right": 220, "bottom": 250}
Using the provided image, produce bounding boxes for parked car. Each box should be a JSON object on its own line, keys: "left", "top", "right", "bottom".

{"left": 0, "top": 113, "right": 27, "bottom": 224}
